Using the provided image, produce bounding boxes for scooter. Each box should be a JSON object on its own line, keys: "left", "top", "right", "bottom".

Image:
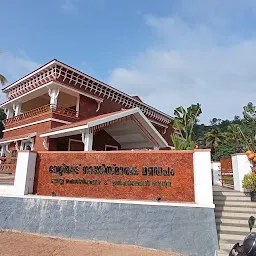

{"left": 229, "top": 216, "right": 256, "bottom": 256}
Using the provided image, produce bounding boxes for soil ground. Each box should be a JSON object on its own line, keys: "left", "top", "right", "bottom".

{"left": 0, "top": 231, "right": 182, "bottom": 256}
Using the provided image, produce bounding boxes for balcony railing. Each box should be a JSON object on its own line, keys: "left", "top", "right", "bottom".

{"left": 4, "top": 104, "right": 78, "bottom": 126}
{"left": 0, "top": 157, "right": 17, "bottom": 185}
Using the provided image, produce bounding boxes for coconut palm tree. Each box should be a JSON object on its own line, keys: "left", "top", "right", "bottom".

{"left": 204, "top": 127, "right": 225, "bottom": 151}
{"left": 0, "top": 50, "right": 7, "bottom": 86}
{"left": 226, "top": 124, "right": 240, "bottom": 142}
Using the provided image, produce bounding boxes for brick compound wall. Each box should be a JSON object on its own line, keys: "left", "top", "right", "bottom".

{"left": 35, "top": 150, "right": 194, "bottom": 202}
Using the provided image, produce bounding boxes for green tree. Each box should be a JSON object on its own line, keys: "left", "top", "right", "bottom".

{"left": 170, "top": 103, "right": 202, "bottom": 150}
{"left": 236, "top": 102, "right": 256, "bottom": 152}
{"left": 216, "top": 141, "right": 239, "bottom": 159}
{"left": 0, "top": 50, "right": 7, "bottom": 85}
{"left": 204, "top": 127, "right": 226, "bottom": 160}
{"left": 0, "top": 108, "right": 6, "bottom": 139}
{"left": 226, "top": 124, "right": 240, "bottom": 142}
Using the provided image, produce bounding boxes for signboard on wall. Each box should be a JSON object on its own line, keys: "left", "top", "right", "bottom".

{"left": 50, "top": 164, "right": 175, "bottom": 188}
{"left": 35, "top": 151, "right": 194, "bottom": 202}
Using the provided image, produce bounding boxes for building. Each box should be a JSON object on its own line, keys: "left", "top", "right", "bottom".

{"left": 0, "top": 60, "right": 218, "bottom": 256}
{"left": 0, "top": 59, "right": 174, "bottom": 157}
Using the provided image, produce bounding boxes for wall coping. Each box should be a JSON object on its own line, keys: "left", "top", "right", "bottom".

{"left": 0, "top": 194, "right": 215, "bottom": 209}
{"left": 37, "top": 150, "right": 194, "bottom": 154}
{"left": 194, "top": 149, "right": 211, "bottom": 152}
{"left": 231, "top": 153, "right": 246, "bottom": 156}
{"left": 36, "top": 149, "right": 211, "bottom": 154}
{"left": 18, "top": 150, "right": 37, "bottom": 153}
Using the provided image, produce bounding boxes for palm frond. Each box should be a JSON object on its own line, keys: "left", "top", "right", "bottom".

{"left": 0, "top": 74, "right": 7, "bottom": 85}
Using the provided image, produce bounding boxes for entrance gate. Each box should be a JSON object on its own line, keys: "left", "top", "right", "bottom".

{"left": 220, "top": 157, "right": 234, "bottom": 189}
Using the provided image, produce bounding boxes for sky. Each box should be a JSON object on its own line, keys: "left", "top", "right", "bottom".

{"left": 1, "top": 0, "right": 256, "bottom": 124}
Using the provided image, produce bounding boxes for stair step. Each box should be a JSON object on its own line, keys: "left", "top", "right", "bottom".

{"left": 219, "top": 242, "right": 236, "bottom": 251}
{"left": 213, "top": 191, "right": 249, "bottom": 197}
{"left": 215, "top": 205, "right": 256, "bottom": 212}
{"left": 217, "top": 224, "right": 251, "bottom": 233}
{"left": 219, "top": 232, "right": 246, "bottom": 242}
{"left": 218, "top": 252, "right": 228, "bottom": 256}
{"left": 215, "top": 211, "right": 254, "bottom": 218}
{"left": 217, "top": 221, "right": 250, "bottom": 228}
{"left": 218, "top": 248, "right": 231, "bottom": 255}
{"left": 214, "top": 195, "right": 251, "bottom": 201}
{"left": 214, "top": 200, "right": 256, "bottom": 207}
{"left": 216, "top": 217, "right": 250, "bottom": 226}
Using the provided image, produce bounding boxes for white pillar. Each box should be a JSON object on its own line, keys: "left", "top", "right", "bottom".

{"left": 13, "top": 151, "right": 37, "bottom": 195}
{"left": 232, "top": 153, "right": 251, "bottom": 192}
{"left": 0, "top": 145, "right": 4, "bottom": 157}
{"left": 5, "top": 144, "right": 10, "bottom": 154}
{"left": 48, "top": 88, "right": 59, "bottom": 106}
{"left": 13, "top": 103, "right": 21, "bottom": 116}
{"left": 6, "top": 107, "right": 14, "bottom": 119}
{"left": 76, "top": 95, "right": 80, "bottom": 114}
{"left": 211, "top": 161, "right": 221, "bottom": 186}
{"left": 193, "top": 150, "right": 214, "bottom": 207}
{"left": 82, "top": 129, "right": 93, "bottom": 151}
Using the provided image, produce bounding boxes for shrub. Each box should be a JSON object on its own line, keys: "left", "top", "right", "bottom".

{"left": 242, "top": 172, "right": 256, "bottom": 191}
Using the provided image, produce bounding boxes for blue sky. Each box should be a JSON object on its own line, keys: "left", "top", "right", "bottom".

{"left": 1, "top": 0, "right": 256, "bottom": 123}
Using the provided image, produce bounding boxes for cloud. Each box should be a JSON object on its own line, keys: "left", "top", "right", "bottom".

{"left": 0, "top": 52, "right": 40, "bottom": 102}
{"left": 60, "top": 0, "right": 79, "bottom": 13}
{"left": 108, "top": 2, "right": 256, "bottom": 124}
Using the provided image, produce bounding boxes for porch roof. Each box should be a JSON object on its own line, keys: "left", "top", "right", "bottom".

{"left": 0, "top": 132, "right": 37, "bottom": 144}
{"left": 40, "top": 108, "right": 168, "bottom": 148}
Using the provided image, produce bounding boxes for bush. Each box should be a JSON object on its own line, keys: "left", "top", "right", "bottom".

{"left": 242, "top": 172, "right": 256, "bottom": 191}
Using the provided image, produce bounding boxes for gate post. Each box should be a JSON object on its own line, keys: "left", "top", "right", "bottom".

{"left": 211, "top": 161, "right": 221, "bottom": 186}
{"left": 232, "top": 153, "right": 251, "bottom": 192}
{"left": 13, "top": 151, "right": 37, "bottom": 195}
{"left": 193, "top": 149, "right": 214, "bottom": 206}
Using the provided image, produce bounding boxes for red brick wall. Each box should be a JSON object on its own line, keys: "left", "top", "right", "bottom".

{"left": 78, "top": 95, "right": 99, "bottom": 120}
{"left": 49, "top": 130, "right": 120, "bottom": 151}
{"left": 4, "top": 121, "right": 52, "bottom": 151}
{"left": 153, "top": 124, "right": 174, "bottom": 146}
{"left": 34, "top": 150, "right": 194, "bottom": 202}
{"left": 49, "top": 134, "right": 82, "bottom": 151}
{"left": 93, "top": 130, "right": 120, "bottom": 151}
{"left": 220, "top": 158, "right": 232, "bottom": 171}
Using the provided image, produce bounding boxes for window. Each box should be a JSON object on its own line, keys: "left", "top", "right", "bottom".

{"left": 68, "top": 139, "right": 84, "bottom": 151}
{"left": 105, "top": 145, "right": 118, "bottom": 151}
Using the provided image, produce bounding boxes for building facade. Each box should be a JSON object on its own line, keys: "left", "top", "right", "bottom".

{"left": 0, "top": 59, "right": 174, "bottom": 157}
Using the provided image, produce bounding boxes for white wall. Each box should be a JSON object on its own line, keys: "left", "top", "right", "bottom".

{"left": 0, "top": 149, "right": 215, "bottom": 208}
{"left": 232, "top": 153, "right": 251, "bottom": 192}
{"left": 13, "top": 151, "right": 37, "bottom": 195}
{"left": 211, "top": 162, "right": 221, "bottom": 186}
{"left": 193, "top": 150, "right": 214, "bottom": 207}
{"left": 0, "top": 185, "right": 14, "bottom": 195}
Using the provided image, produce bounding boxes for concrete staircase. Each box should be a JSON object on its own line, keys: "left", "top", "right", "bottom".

{"left": 213, "top": 187, "right": 255, "bottom": 256}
